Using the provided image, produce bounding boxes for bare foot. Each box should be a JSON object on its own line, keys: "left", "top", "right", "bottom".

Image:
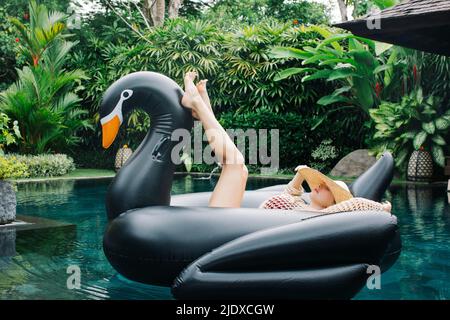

{"left": 382, "top": 201, "right": 392, "bottom": 213}
{"left": 181, "top": 71, "right": 204, "bottom": 119}
{"left": 196, "top": 79, "right": 212, "bottom": 112}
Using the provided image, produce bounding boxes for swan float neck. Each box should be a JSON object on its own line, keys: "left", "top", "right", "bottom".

{"left": 99, "top": 72, "right": 193, "bottom": 220}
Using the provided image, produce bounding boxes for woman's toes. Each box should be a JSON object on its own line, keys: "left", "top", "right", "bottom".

{"left": 196, "top": 79, "right": 208, "bottom": 93}
{"left": 186, "top": 71, "right": 197, "bottom": 81}
{"left": 184, "top": 72, "right": 197, "bottom": 87}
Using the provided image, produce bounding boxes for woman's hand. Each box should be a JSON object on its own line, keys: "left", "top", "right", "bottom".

{"left": 382, "top": 201, "right": 392, "bottom": 213}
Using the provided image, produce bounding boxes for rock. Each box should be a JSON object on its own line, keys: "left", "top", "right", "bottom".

{"left": 0, "top": 180, "right": 16, "bottom": 224}
{"left": 329, "top": 149, "right": 377, "bottom": 178}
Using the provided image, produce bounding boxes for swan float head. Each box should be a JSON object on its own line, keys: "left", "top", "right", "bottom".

{"left": 98, "top": 71, "right": 194, "bottom": 220}
{"left": 100, "top": 88, "right": 134, "bottom": 149}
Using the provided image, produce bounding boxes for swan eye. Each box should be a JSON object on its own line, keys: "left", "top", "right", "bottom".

{"left": 121, "top": 89, "right": 133, "bottom": 100}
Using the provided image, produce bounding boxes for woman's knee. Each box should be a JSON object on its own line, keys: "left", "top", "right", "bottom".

{"left": 222, "top": 162, "right": 248, "bottom": 182}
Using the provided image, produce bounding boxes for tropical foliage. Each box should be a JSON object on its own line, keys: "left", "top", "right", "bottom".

{"left": 219, "top": 109, "right": 354, "bottom": 172}
{"left": 203, "top": 0, "right": 330, "bottom": 27}
{"left": 0, "top": 0, "right": 448, "bottom": 176}
{"left": 0, "top": 0, "right": 92, "bottom": 154}
{"left": 270, "top": 26, "right": 395, "bottom": 122}
{"left": 0, "top": 112, "right": 21, "bottom": 154}
{"left": 9, "top": 0, "right": 67, "bottom": 67}
{"left": 369, "top": 88, "right": 450, "bottom": 171}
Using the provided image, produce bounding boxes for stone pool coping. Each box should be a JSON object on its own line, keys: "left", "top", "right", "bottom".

{"left": 8, "top": 171, "right": 448, "bottom": 186}
{"left": 0, "top": 214, "right": 75, "bottom": 232}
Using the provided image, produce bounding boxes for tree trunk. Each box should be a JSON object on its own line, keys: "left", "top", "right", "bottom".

{"left": 143, "top": 0, "right": 153, "bottom": 25}
{"left": 151, "top": 0, "right": 166, "bottom": 27}
{"left": 168, "top": 0, "right": 182, "bottom": 18}
{"left": 337, "top": 0, "right": 348, "bottom": 22}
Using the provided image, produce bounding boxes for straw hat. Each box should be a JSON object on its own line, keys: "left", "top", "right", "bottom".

{"left": 297, "top": 167, "right": 353, "bottom": 204}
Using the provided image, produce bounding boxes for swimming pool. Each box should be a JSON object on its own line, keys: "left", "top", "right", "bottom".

{"left": 1, "top": 176, "right": 449, "bottom": 299}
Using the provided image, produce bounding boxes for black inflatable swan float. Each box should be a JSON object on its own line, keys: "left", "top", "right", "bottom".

{"left": 99, "top": 71, "right": 401, "bottom": 299}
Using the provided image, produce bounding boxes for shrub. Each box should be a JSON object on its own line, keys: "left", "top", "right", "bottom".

{"left": 0, "top": 155, "right": 28, "bottom": 179}
{"left": 310, "top": 139, "right": 339, "bottom": 172}
{"left": 215, "top": 20, "right": 322, "bottom": 113}
{"left": 0, "top": 111, "right": 21, "bottom": 154}
{"left": 219, "top": 109, "right": 349, "bottom": 172}
{"left": 4, "top": 154, "right": 75, "bottom": 178}
{"left": 369, "top": 88, "right": 450, "bottom": 173}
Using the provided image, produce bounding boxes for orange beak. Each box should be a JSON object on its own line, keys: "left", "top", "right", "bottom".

{"left": 101, "top": 115, "right": 120, "bottom": 149}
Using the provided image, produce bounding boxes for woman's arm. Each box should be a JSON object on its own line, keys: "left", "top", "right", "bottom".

{"left": 284, "top": 166, "right": 308, "bottom": 196}
{"left": 321, "top": 197, "right": 391, "bottom": 213}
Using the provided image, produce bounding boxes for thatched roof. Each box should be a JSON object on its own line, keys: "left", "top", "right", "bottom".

{"left": 334, "top": 0, "right": 450, "bottom": 56}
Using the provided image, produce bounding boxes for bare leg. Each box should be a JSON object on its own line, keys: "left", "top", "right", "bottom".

{"left": 196, "top": 79, "right": 212, "bottom": 111}
{"left": 181, "top": 72, "right": 248, "bottom": 208}
{"left": 190, "top": 79, "right": 212, "bottom": 119}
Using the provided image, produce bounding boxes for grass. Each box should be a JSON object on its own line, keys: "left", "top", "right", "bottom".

{"left": 62, "top": 168, "right": 115, "bottom": 178}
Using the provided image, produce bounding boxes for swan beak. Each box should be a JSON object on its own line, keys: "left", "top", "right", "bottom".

{"left": 101, "top": 115, "right": 120, "bottom": 149}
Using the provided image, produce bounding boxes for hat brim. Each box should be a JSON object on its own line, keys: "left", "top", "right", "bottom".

{"left": 298, "top": 167, "right": 353, "bottom": 204}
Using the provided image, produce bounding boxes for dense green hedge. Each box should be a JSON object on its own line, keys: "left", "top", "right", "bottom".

{"left": 218, "top": 109, "right": 355, "bottom": 173}
{"left": 0, "top": 154, "right": 75, "bottom": 179}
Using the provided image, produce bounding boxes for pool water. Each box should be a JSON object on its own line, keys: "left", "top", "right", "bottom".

{"left": 1, "top": 176, "right": 449, "bottom": 299}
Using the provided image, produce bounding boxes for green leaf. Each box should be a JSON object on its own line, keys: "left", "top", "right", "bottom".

{"left": 317, "top": 95, "right": 352, "bottom": 106}
{"left": 306, "top": 26, "right": 342, "bottom": 51}
{"left": 416, "top": 88, "right": 423, "bottom": 104}
{"left": 302, "top": 69, "right": 332, "bottom": 82}
{"left": 350, "top": 50, "right": 378, "bottom": 74}
{"left": 431, "top": 135, "right": 446, "bottom": 146}
{"left": 422, "top": 121, "right": 435, "bottom": 134}
{"left": 374, "top": 41, "right": 393, "bottom": 56}
{"left": 413, "top": 131, "right": 427, "bottom": 150}
{"left": 373, "top": 64, "right": 393, "bottom": 74}
{"left": 302, "top": 54, "right": 334, "bottom": 65}
{"left": 435, "top": 118, "right": 450, "bottom": 130}
{"left": 353, "top": 77, "right": 375, "bottom": 111}
{"left": 269, "top": 46, "right": 313, "bottom": 60}
{"left": 318, "top": 58, "right": 356, "bottom": 67}
{"left": 317, "top": 34, "right": 375, "bottom": 51}
{"left": 349, "top": 38, "right": 364, "bottom": 51}
{"left": 327, "top": 68, "right": 358, "bottom": 81}
{"left": 273, "top": 68, "right": 315, "bottom": 81}
{"left": 431, "top": 145, "right": 445, "bottom": 167}
{"left": 396, "top": 148, "right": 409, "bottom": 167}
{"left": 373, "top": 0, "right": 399, "bottom": 10}
{"left": 331, "top": 86, "right": 352, "bottom": 96}
{"left": 5, "top": 134, "right": 16, "bottom": 145}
